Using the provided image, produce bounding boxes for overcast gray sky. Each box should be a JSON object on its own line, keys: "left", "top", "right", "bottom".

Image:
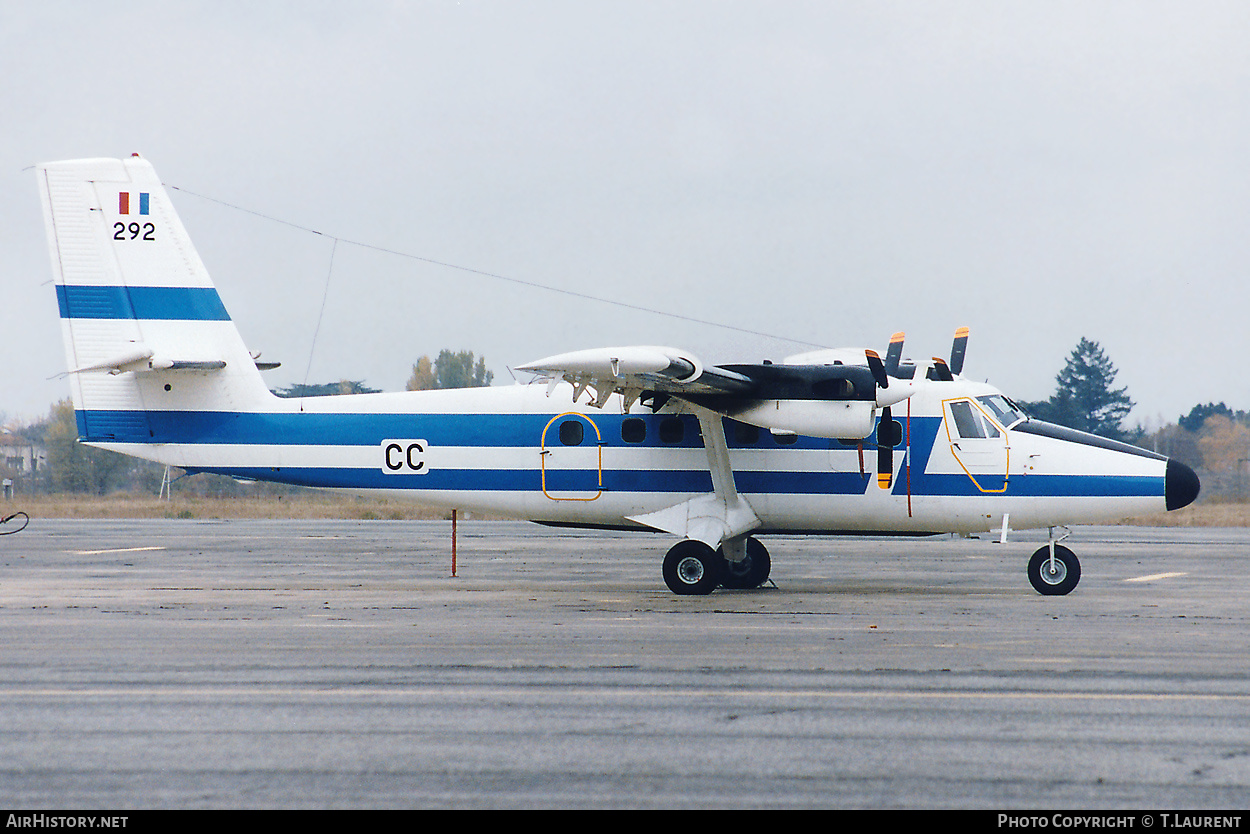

{"left": 3, "top": 1, "right": 1248, "bottom": 428}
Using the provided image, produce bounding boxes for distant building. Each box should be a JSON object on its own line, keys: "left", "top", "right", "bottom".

{"left": 1, "top": 432, "right": 46, "bottom": 494}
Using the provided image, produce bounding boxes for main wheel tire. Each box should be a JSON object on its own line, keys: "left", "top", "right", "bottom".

{"left": 663, "top": 540, "right": 724, "bottom": 595}
{"left": 1027, "top": 545, "right": 1081, "bottom": 596}
{"left": 719, "top": 537, "right": 771, "bottom": 589}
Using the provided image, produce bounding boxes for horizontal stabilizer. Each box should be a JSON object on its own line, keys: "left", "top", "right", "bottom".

{"left": 69, "top": 344, "right": 226, "bottom": 375}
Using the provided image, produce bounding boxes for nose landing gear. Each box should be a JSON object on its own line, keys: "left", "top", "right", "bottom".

{"left": 1027, "top": 543, "right": 1081, "bottom": 595}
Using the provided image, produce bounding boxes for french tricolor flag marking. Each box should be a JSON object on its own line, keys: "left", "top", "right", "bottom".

{"left": 118, "top": 192, "right": 150, "bottom": 215}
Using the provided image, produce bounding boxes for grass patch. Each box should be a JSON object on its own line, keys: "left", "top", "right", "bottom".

{"left": 1116, "top": 502, "right": 1250, "bottom": 527}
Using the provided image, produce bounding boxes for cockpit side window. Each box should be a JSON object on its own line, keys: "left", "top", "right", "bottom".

{"left": 949, "top": 400, "right": 1000, "bottom": 439}
{"left": 976, "top": 395, "right": 1026, "bottom": 429}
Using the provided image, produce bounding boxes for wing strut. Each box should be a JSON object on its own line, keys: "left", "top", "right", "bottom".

{"left": 627, "top": 406, "right": 760, "bottom": 557}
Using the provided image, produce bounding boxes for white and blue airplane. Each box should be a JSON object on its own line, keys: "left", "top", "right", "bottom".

{"left": 36, "top": 155, "right": 1200, "bottom": 596}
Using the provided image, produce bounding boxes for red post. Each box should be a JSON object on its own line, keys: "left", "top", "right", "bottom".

{"left": 451, "top": 509, "right": 458, "bottom": 577}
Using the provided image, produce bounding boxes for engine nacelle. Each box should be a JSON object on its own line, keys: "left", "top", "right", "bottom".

{"left": 712, "top": 399, "right": 878, "bottom": 440}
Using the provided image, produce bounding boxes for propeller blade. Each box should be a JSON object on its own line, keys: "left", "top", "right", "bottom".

{"left": 931, "top": 357, "right": 953, "bottom": 382}
{"left": 884, "top": 332, "right": 905, "bottom": 377}
{"left": 877, "top": 406, "right": 893, "bottom": 489}
{"left": 949, "top": 326, "right": 969, "bottom": 376}
{"left": 865, "top": 350, "right": 889, "bottom": 389}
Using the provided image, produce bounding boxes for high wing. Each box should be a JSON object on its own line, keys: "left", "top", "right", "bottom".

{"left": 516, "top": 346, "right": 753, "bottom": 400}
{"left": 517, "top": 343, "right": 915, "bottom": 440}
{"left": 518, "top": 340, "right": 919, "bottom": 555}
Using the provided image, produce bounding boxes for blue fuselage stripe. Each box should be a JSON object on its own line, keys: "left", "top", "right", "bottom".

{"left": 185, "top": 464, "right": 1161, "bottom": 498}
{"left": 80, "top": 409, "right": 805, "bottom": 449}
{"left": 79, "top": 408, "right": 1165, "bottom": 499}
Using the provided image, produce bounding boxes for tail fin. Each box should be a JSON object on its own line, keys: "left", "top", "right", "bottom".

{"left": 37, "top": 156, "right": 273, "bottom": 444}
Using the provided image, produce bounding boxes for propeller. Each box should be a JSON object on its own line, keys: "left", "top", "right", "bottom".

{"left": 884, "top": 331, "right": 905, "bottom": 377}
{"left": 865, "top": 349, "right": 888, "bottom": 389}
{"left": 874, "top": 333, "right": 908, "bottom": 489}
{"left": 866, "top": 344, "right": 915, "bottom": 407}
{"left": 877, "top": 407, "right": 893, "bottom": 489}
{"left": 876, "top": 406, "right": 904, "bottom": 489}
{"left": 930, "top": 357, "right": 953, "bottom": 382}
{"left": 949, "top": 326, "right": 969, "bottom": 376}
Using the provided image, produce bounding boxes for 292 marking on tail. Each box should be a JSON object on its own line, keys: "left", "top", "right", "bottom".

{"left": 113, "top": 190, "right": 155, "bottom": 240}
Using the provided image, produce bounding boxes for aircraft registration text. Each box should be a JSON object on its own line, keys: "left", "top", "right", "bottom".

{"left": 381, "top": 440, "right": 430, "bottom": 474}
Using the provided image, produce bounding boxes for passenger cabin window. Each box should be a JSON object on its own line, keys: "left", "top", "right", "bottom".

{"left": 559, "top": 419, "right": 584, "bottom": 446}
{"left": 659, "top": 416, "right": 685, "bottom": 444}
{"left": 621, "top": 417, "right": 646, "bottom": 444}
{"left": 949, "top": 401, "right": 1000, "bottom": 439}
{"left": 731, "top": 421, "right": 760, "bottom": 446}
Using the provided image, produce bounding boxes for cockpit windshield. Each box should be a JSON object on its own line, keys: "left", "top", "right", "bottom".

{"left": 976, "top": 395, "right": 1028, "bottom": 429}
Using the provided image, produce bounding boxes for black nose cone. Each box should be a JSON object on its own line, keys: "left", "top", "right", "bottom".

{"left": 1165, "top": 459, "right": 1201, "bottom": 511}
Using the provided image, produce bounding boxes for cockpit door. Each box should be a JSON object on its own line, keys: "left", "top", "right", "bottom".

{"left": 943, "top": 398, "right": 1009, "bottom": 492}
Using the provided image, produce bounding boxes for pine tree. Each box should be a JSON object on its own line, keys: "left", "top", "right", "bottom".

{"left": 1024, "top": 338, "right": 1134, "bottom": 440}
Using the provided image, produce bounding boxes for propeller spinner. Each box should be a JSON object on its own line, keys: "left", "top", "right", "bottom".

{"left": 866, "top": 344, "right": 915, "bottom": 408}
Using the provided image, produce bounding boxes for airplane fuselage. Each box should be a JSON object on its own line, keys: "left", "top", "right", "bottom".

{"left": 82, "top": 376, "right": 1182, "bottom": 537}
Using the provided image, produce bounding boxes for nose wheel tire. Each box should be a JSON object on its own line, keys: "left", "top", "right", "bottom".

{"left": 1027, "top": 545, "right": 1081, "bottom": 596}
{"left": 663, "top": 540, "right": 725, "bottom": 595}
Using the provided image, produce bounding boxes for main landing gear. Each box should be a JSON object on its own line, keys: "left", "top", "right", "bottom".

{"left": 662, "top": 537, "right": 772, "bottom": 595}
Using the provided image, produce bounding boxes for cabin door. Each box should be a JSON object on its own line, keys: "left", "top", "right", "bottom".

{"left": 540, "top": 412, "right": 603, "bottom": 501}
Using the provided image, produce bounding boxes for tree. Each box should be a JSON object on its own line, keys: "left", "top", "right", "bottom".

{"left": 1196, "top": 415, "right": 1250, "bottom": 475}
{"left": 406, "top": 355, "right": 436, "bottom": 392}
{"left": 1179, "top": 402, "right": 1234, "bottom": 433}
{"left": 272, "top": 380, "right": 381, "bottom": 398}
{"left": 43, "top": 400, "right": 128, "bottom": 494}
{"left": 1021, "top": 338, "right": 1134, "bottom": 440}
{"left": 407, "top": 350, "right": 494, "bottom": 391}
